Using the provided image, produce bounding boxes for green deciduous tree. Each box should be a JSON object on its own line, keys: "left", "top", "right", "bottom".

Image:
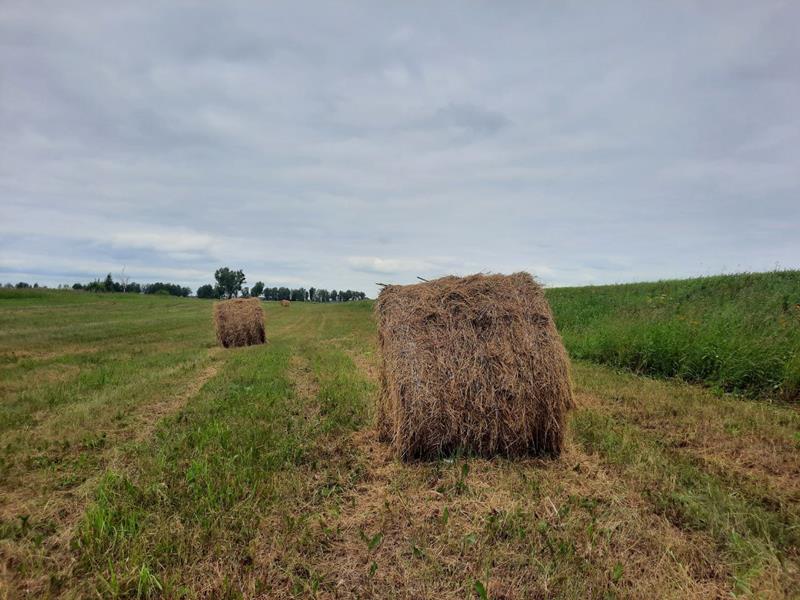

{"left": 143, "top": 282, "right": 191, "bottom": 297}
{"left": 196, "top": 284, "right": 217, "bottom": 299}
{"left": 214, "top": 267, "right": 246, "bottom": 299}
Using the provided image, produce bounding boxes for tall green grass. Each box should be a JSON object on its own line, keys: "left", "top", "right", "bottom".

{"left": 546, "top": 271, "right": 800, "bottom": 400}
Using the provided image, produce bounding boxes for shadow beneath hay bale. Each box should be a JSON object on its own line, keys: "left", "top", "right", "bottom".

{"left": 214, "top": 298, "right": 266, "bottom": 348}
{"left": 375, "top": 272, "right": 573, "bottom": 460}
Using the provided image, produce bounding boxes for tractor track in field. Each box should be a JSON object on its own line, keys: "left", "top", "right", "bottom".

{"left": 128, "top": 351, "right": 222, "bottom": 444}
{"left": 0, "top": 348, "right": 223, "bottom": 598}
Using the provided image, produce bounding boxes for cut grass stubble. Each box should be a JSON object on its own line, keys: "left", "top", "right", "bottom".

{"left": 1, "top": 291, "right": 798, "bottom": 598}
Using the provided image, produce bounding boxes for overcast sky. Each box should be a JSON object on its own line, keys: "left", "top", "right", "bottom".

{"left": 1, "top": 1, "right": 798, "bottom": 295}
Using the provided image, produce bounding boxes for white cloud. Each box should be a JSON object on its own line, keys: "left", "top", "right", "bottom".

{"left": 108, "top": 230, "right": 220, "bottom": 255}
{"left": 0, "top": 252, "right": 210, "bottom": 283}
{"left": 347, "top": 256, "right": 445, "bottom": 275}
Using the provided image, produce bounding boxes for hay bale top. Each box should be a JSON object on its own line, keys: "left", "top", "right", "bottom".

{"left": 376, "top": 273, "right": 558, "bottom": 341}
{"left": 375, "top": 272, "right": 573, "bottom": 459}
{"left": 214, "top": 297, "right": 266, "bottom": 348}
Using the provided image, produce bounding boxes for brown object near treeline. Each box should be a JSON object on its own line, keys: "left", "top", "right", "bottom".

{"left": 214, "top": 298, "right": 266, "bottom": 348}
{"left": 375, "top": 272, "right": 573, "bottom": 459}
{"left": 280, "top": 299, "right": 290, "bottom": 307}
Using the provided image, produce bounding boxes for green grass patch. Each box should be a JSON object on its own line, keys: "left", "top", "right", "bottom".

{"left": 72, "top": 312, "right": 373, "bottom": 597}
{"left": 547, "top": 270, "right": 800, "bottom": 400}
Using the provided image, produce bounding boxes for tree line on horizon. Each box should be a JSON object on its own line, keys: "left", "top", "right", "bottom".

{"left": 196, "top": 267, "right": 367, "bottom": 301}
{"left": 6, "top": 276, "right": 191, "bottom": 296}
{"left": 70, "top": 274, "right": 192, "bottom": 296}
{"left": 7, "top": 268, "right": 368, "bottom": 302}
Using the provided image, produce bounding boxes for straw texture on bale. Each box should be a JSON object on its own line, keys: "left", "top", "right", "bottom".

{"left": 214, "top": 298, "right": 266, "bottom": 348}
{"left": 375, "top": 272, "right": 573, "bottom": 459}
{"left": 280, "top": 299, "right": 290, "bottom": 307}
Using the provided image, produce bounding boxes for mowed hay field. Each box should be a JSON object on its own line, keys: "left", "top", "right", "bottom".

{"left": 1, "top": 284, "right": 799, "bottom": 598}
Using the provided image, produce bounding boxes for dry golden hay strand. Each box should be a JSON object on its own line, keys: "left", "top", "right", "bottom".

{"left": 375, "top": 272, "right": 574, "bottom": 460}
{"left": 280, "top": 299, "right": 290, "bottom": 307}
{"left": 213, "top": 297, "right": 266, "bottom": 348}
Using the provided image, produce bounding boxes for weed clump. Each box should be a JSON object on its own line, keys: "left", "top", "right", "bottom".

{"left": 375, "top": 272, "right": 573, "bottom": 459}
{"left": 214, "top": 298, "right": 266, "bottom": 348}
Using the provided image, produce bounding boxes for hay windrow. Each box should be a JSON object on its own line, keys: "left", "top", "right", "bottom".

{"left": 375, "top": 272, "right": 573, "bottom": 459}
{"left": 214, "top": 298, "right": 266, "bottom": 348}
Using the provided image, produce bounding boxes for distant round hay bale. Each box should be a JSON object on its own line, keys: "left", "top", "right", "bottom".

{"left": 375, "top": 272, "right": 573, "bottom": 459}
{"left": 280, "top": 299, "right": 290, "bottom": 307}
{"left": 214, "top": 298, "right": 266, "bottom": 348}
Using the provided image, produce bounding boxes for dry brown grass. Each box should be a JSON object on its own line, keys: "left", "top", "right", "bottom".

{"left": 253, "top": 428, "right": 730, "bottom": 599}
{"left": 375, "top": 273, "right": 573, "bottom": 459}
{"left": 591, "top": 390, "right": 800, "bottom": 506}
{"left": 214, "top": 298, "right": 266, "bottom": 348}
{"left": 573, "top": 364, "right": 800, "bottom": 526}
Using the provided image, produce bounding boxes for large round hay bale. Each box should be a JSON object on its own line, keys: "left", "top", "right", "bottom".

{"left": 375, "top": 272, "right": 573, "bottom": 459}
{"left": 214, "top": 298, "right": 266, "bottom": 348}
{"left": 280, "top": 299, "right": 290, "bottom": 307}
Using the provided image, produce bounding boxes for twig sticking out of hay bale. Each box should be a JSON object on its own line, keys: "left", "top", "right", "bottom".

{"left": 375, "top": 272, "right": 573, "bottom": 459}
{"left": 280, "top": 299, "right": 290, "bottom": 307}
{"left": 214, "top": 298, "right": 266, "bottom": 348}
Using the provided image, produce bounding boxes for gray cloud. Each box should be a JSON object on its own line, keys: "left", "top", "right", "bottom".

{"left": 1, "top": 1, "right": 798, "bottom": 295}
{"left": 415, "top": 103, "right": 510, "bottom": 139}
